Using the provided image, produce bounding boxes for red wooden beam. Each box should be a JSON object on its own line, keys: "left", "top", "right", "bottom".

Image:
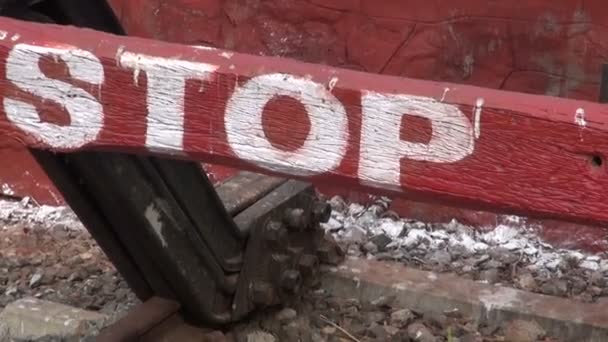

{"left": 0, "top": 17, "right": 607, "bottom": 226}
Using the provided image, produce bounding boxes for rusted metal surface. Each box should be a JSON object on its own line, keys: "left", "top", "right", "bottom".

{"left": 215, "top": 171, "right": 286, "bottom": 218}
{"left": 97, "top": 297, "right": 181, "bottom": 342}
{"left": 97, "top": 297, "right": 222, "bottom": 342}
{"left": 96, "top": 175, "right": 335, "bottom": 335}
{"left": 231, "top": 180, "right": 337, "bottom": 320}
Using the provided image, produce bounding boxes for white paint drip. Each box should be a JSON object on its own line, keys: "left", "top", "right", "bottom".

{"left": 220, "top": 51, "right": 234, "bottom": 59}
{"left": 328, "top": 76, "right": 338, "bottom": 91}
{"left": 440, "top": 87, "right": 450, "bottom": 102}
{"left": 144, "top": 202, "right": 167, "bottom": 248}
{"left": 225, "top": 73, "right": 349, "bottom": 176}
{"left": 119, "top": 51, "right": 218, "bottom": 154}
{"left": 474, "top": 98, "right": 484, "bottom": 139}
{"left": 575, "top": 108, "right": 587, "bottom": 127}
{"left": 4, "top": 44, "right": 104, "bottom": 149}
{"left": 191, "top": 45, "right": 217, "bottom": 51}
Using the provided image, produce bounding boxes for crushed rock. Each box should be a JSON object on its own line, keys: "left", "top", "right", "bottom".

{"left": 322, "top": 196, "right": 608, "bottom": 302}
{"left": 0, "top": 198, "right": 84, "bottom": 231}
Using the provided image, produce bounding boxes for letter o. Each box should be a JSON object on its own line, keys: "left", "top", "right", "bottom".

{"left": 225, "top": 73, "right": 348, "bottom": 176}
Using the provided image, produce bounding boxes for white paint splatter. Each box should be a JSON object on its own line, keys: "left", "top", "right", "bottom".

{"left": 10, "top": 34, "right": 20, "bottom": 41}
{"left": 144, "top": 202, "right": 167, "bottom": 248}
{"left": 0, "top": 31, "right": 8, "bottom": 40}
{"left": 1, "top": 184, "right": 14, "bottom": 196}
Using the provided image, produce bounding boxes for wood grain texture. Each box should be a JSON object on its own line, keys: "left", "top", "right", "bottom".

{"left": 0, "top": 17, "right": 607, "bottom": 227}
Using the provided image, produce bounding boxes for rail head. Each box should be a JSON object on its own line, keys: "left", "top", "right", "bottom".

{"left": 0, "top": 16, "right": 607, "bottom": 226}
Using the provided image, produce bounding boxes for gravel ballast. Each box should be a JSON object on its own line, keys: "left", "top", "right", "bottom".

{"left": 0, "top": 195, "right": 603, "bottom": 341}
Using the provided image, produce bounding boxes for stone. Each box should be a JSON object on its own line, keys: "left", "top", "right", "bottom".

{"left": 368, "top": 323, "right": 388, "bottom": 340}
{"left": 516, "top": 273, "right": 537, "bottom": 291}
{"left": 203, "top": 331, "right": 230, "bottom": 342}
{"left": 370, "top": 295, "right": 395, "bottom": 308}
{"left": 590, "top": 272, "right": 606, "bottom": 287}
{"left": 390, "top": 309, "right": 414, "bottom": 328}
{"left": 407, "top": 322, "right": 436, "bottom": 342}
{"left": 488, "top": 247, "right": 518, "bottom": 265}
{"left": 427, "top": 250, "right": 451, "bottom": 266}
{"left": 364, "top": 311, "right": 387, "bottom": 325}
{"left": 247, "top": 330, "right": 276, "bottom": 342}
{"left": 370, "top": 234, "right": 392, "bottom": 252}
{"left": 580, "top": 260, "right": 600, "bottom": 271}
{"left": 328, "top": 196, "right": 347, "bottom": 213}
{"left": 362, "top": 241, "right": 378, "bottom": 254}
{"left": 275, "top": 308, "right": 297, "bottom": 322}
{"left": 343, "top": 226, "right": 366, "bottom": 244}
{"left": 28, "top": 273, "right": 42, "bottom": 288}
{"left": 540, "top": 279, "right": 569, "bottom": 297}
{"left": 588, "top": 286, "right": 603, "bottom": 297}
{"left": 481, "top": 260, "right": 503, "bottom": 269}
{"left": 0, "top": 297, "right": 107, "bottom": 341}
{"left": 0, "top": 322, "right": 8, "bottom": 341}
{"left": 502, "top": 320, "right": 546, "bottom": 342}
{"left": 570, "top": 276, "right": 587, "bottom": 295}
{"left": 321, "top": 326, "right": 336, "bottom": 335}
{"left": 479, "top": 269, "right": 500, "bottom": 284}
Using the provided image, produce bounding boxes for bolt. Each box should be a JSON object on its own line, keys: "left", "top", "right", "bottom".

{"left": 287, "top": 247, "right": 304, "bottom": 261}
{"left": 298, "top": 254, "right": 319, "bottom": 277}
{"left": 312, "top": 201, "right": 332, "bottom": 223}
{"left": 269, "top": 253, "right": 290, "bottom": 275}
{"left": 284, "top": 208, "right": 309, "bottom": 231}
{"left": 280, "top": 269, "right": 302, "bottom": 293}
{"left": 250, "top": 281, "right": 277, "bottom": 306}
{"left": 264, "top": 220, "right": 288, "bottom": 245}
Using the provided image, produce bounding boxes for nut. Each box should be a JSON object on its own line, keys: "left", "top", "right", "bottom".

{"left": 298, "top": 254, "right": 319, "bottom": 277}
{"left": 284, "top": 208, "right": 309, "bottom": 231}
{"left": 264, "top": 220, "right": 288, "bottom": 244}
{"left": 312, "top": 201, "right": 332, "bottom": 223}
{"left": 269, "top": 253, "right": 290, "bottom": 275}
{"left": 280, "top": 269, "right": 302, "bottom": 293}
{"left": 250, "top": 281, "right": 277, "bottom": 306}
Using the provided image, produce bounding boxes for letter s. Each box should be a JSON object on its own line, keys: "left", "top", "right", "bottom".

{"left": 4, "top": 43, "right": 104, "bottom": 149}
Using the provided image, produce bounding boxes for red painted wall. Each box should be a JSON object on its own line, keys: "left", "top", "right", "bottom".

{"left": 2, "top": 0, "right": 607, "bottom": 251}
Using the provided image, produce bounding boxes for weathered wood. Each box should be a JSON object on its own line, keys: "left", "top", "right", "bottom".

{"left": 0, "top": 17, "right": 607, "bottom": 226}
